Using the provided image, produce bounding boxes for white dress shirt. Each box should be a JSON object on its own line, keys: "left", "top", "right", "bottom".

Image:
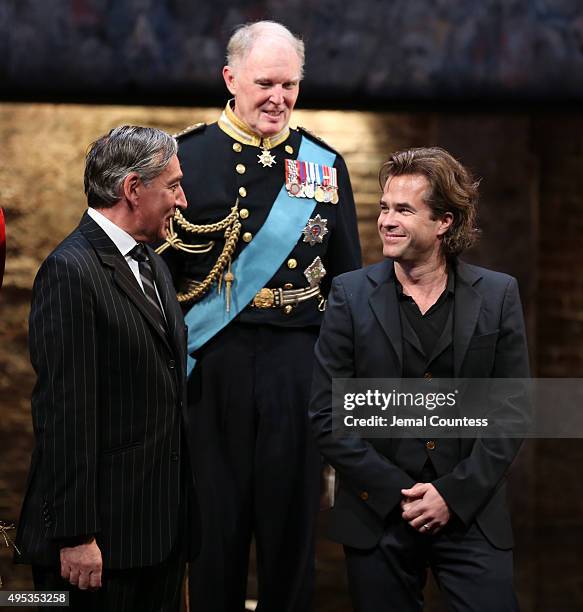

{"left": 87, "top": 207, "right": 165, "bottom": 314}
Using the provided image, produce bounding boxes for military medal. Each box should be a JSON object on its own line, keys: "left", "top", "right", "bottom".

{"left": 303, "top": 214, "right": 329, "bottom": 246}
{"left": 286, "top": 158, "right": 340, "bottom": 203}
{"left": 304, "top": 256, "right": 327, "bottom": 287}
{"left": 258, "top": 147, "right": 276, "bottom": 168}
{"left": 285, "top": 159, "right": 300, "bottom": 197}
{"left": 321, "top": 165, "right": 339, "bottom": 204}
{"left": 329, "top": 166, "right": 339, "bottom": 204}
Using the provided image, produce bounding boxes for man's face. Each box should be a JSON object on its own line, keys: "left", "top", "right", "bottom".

{"left": 137, "top": 154, "right": 187, "bottom": 242}
{"left": 223, "top": 38, "right": 301, "bottom": 137}
{"left": 377, "top": 174, "right": 452, "bottom": 265}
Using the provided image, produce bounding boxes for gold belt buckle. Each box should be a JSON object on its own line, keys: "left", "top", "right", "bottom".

{"left": 252, "top": 287, "right": 275, "bottom": 308}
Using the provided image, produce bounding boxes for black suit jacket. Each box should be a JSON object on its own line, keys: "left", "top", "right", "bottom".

{"left": 310, "top": 259, "right": 530, "bottom": 550}
{"left": 16, "top": 213, "right": 194, "bottom": 569}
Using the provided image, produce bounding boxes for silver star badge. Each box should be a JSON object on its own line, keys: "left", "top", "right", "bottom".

{"left": 304, "top": 256, "right": 327, "bottom": 287}
{"left": 258, "top": 148, "right": 276, "bottom": 168}
{"left": 302, "top": 214, "right": 329, "bottom": 246}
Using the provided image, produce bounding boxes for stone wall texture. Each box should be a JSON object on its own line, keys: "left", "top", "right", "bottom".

{"left": 0, "top": 103, "right": 582, "bottom": 610}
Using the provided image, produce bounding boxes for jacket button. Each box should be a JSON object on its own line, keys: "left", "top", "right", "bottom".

{"left": 239, "top": 186, "right": 247, "bottom": 198}
{"left": 232, "top": 142, "right": 242, "bottom": 152}
{"left": 359, "top": 491, "right": 369, "bottom": 501}
{"left": 168, "top": 359, "right": 176, "bottom": 369}
{"left": 243, "top": 232, "right": 253, "bottom": 243}
{"left": 236, "top": 163, "right": 246, "bottom": 175}
{"left": 239, "top": 208, "right": 249, "bottom": 219}
{"left": 287, "top": 258, "right": 298, "bottom": 269}
{"left": 426, "top": 440, "right": 436, "bottom": 450}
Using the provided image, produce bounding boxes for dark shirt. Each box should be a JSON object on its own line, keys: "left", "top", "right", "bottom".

{"left": 395, "top": 269, "right": 457, "bottom": 475}
{"left": 396, "top": 270, "right": 454, "bottom": 365}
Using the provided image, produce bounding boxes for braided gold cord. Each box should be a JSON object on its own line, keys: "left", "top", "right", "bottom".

{"left": 174, "top": 206, "right": 239, "bottom": 234}
{"left": 177, "top": 218, "right": 241, "bottom": 304}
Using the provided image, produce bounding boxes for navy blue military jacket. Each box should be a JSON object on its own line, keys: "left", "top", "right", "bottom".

{"left": 163, "top": 117, "right": 362, "bottom": 329}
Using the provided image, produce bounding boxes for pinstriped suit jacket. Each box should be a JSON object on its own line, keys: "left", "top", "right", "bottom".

{"left": 16, "top": 212, "right": 193, "bottom": 569}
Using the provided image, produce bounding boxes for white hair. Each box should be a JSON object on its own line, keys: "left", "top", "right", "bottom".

{"left": 226, "top": 21, "right": 305, "bottom": 78}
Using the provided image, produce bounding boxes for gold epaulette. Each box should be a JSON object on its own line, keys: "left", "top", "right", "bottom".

{"left": 173, "top": 122, "right": 206, "bottom": 139}
{"left": 296, "top": 126, "right": 338, "bottom": 154}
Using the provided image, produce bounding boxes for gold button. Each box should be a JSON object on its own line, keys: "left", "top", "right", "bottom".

{"left": 285, "top": 145, "right": 294, "bottom": 154}
{"left": 239, "top": 208, "right": 249, "bottom": 219}
{"left": 426, "top": 440, "right": 436, "bottom": 450}
{"left": 283, "top": 283, "right": 293, "bottom": 289}
{"left": 239, "top": 186, "right": 247, "bottom": 198}
{"left": 359, "top": 491, "right": 369, "bottom": 501}
{"left": 283, "top": 305, "right": 293, "bottom": 315}
{"left": 243, "top": 232, "right": 253, "bottom": 243}
{"left": 287, "top": 258, "right": 297, "bottom": 269}
{"left": 424, "top": 372, "right": 432, "bottom": 380}
{"left": 236, "top": 163, "right": 246, "bottom": 175}
{"left": 232, "top": 142, "right": 242, "bottom": 152}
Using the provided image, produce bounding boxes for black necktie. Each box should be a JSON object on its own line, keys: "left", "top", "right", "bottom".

{"left": 129, "top": 243, "right": 167, "bottom": 334}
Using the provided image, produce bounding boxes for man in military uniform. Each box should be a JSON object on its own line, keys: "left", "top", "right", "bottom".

{"left": 158, "top": 20, "right": 361, "bottom": 612}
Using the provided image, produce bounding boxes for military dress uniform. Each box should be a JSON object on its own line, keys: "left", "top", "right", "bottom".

{"left": 160, "top": 102, "right": 361, "bottom": 612}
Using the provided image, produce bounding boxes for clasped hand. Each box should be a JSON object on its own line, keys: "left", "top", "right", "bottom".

{"left": 400, "top": 482, "right": 450, "bottom": 534}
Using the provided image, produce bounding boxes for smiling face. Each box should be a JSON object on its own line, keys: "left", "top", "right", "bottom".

{"left": 222, "top": 37, "right": 301, "bottom": 137}
{"left": 135, "top": 154, "right": 187, "bottom": 242}
{"left": 378, "top": 174, "right": 452, "bottom": 266}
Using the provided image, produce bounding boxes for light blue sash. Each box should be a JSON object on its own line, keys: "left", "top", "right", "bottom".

{"left": 184, "top": 135, "right": 336, "bottom": 376}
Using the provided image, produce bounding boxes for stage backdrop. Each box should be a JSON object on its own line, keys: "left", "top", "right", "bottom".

{"left": 1, "top": 102, "right": 582, "bottom": 611}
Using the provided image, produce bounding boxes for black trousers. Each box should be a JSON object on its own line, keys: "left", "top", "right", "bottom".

{"left": 187, "top": 323, "right": 321, "bottom": 612}
{"left": 345, "top": 508, "right": 519, "bottom": 612}
{"left": 32, "top": 538, "right": 186, "bottom": 612}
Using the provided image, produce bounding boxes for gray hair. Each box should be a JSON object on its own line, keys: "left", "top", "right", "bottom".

{"left": 84, "top": 125, "right": 178, "bottom": 209}
{"left": 226, "top": 21, "right": 305, "bottom": 78}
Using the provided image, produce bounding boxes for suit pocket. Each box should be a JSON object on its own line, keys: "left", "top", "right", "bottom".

{"left": 464, "top": 331, "right": 499, "bottom": 376}
{"left": 101, "top": 441, "right": 142, "bottom": 457}
{"left": 467, "top": 330, "right": 499, "bottom": 350}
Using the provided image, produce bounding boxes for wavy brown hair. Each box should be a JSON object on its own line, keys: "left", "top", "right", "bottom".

{"left": 379, "top": 147, "right": 480, "bottom": 257}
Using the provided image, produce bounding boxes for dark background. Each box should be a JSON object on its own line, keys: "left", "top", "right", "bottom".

{"left": 1, "top": 2, "right": 583, "bottom": 611}
{"left": 1, "top": 0, "right": 583, "bottom": 106}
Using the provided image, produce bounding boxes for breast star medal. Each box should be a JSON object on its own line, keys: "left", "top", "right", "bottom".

{"left": 302, "top": 214, "right": 329, "bottom": 246}
{"left": 304, "top": 256, "right": 327, "bottom": 287}
{"left": 258, "top": 147, "right": 276, "bottom": 167}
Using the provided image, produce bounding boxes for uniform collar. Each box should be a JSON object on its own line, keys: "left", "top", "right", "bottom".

{"left": 218, "top": 99, "right": 290, "bottom": 149}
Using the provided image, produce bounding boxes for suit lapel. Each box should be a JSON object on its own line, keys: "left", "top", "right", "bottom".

{"left": 453, "top": 261, "right": 483, "bottom": 376}
{"left": 79, "top": 213, "right": 173, "bottom": 353}
{"left": 367, "top": 260, "right": 403, "bottom": 373}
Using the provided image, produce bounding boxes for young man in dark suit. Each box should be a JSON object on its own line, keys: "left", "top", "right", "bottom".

{"left": 16, "top": 126, "right": 197, "bottom": 611}
{"left": 310, "top": 147, "right": 529, "bottom": 611}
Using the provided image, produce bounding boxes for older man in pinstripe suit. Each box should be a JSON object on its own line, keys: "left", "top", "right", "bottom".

{"left": 15, "top": 126, "right": 198, "bottom": 611}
